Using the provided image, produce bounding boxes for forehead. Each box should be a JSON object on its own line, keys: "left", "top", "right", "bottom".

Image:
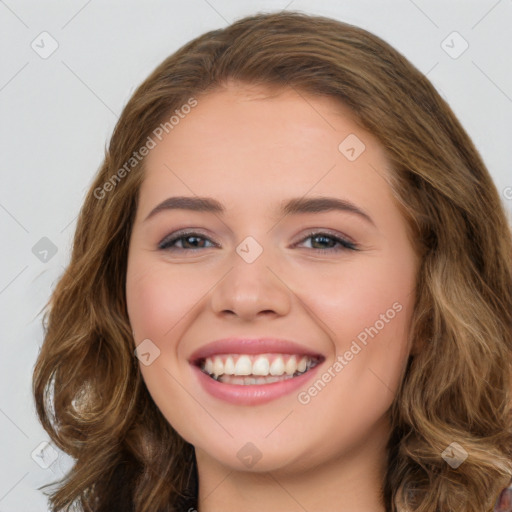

{"left": 136, "top": 83, "right": 394, "bottom": 226}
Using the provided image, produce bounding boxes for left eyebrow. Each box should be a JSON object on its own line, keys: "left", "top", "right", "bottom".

{"left": 143, "top": 195, "right": 376, "bottom": 227}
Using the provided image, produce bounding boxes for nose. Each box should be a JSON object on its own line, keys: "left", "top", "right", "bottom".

{"left": 209, "top": 245, "right": 292, "bottom": 321}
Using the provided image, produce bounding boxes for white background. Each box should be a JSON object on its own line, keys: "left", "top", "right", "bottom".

{"left": 0, "top": 0, "right": 511, "bottom": 510}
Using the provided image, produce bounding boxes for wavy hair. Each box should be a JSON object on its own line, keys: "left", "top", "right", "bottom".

{"left": 32, "top": 10, "right": 512, "bottom": 512}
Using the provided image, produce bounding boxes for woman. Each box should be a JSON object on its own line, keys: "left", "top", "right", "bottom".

{"left": 32, "top": 10, "right": 512, "bottom": 512}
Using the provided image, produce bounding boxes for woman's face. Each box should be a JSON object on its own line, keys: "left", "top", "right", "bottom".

{"left": 126, "top": 82, "right": 419, "bottom": 474}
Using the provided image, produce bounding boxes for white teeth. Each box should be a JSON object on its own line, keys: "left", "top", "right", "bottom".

{"left": 234, "top": 355, "right": 252, "bottom": 375}
{"left": 269, "top": 357, "right": 285, "bottom": 376}
{"left": 200, "top": 353, "right": 316, "bottom": 380}
{"left": 285, "top": 355, "right": 297, "bottom": 375}
{"left": 213, "top": 356, "right": 223, "bottom": 377}
{"left": 252, "top": 356, "right": 270, "bottom": 375}
{"left": 224, "top": 356, "right": 235, "bottom": 375}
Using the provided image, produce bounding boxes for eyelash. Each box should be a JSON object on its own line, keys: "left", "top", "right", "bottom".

{"left": 158, "top": 230, "right": 358, "bottom": 253}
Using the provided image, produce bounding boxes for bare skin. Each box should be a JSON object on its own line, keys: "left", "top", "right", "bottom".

{"left": 126, "top": 81, "right": 419, "bottom": 512}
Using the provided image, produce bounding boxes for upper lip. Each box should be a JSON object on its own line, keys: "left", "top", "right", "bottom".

{"left": 188, "top": 337, "right": 325, "bottom": 365}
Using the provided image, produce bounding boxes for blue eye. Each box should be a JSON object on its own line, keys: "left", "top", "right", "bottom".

{"left": 158, "top": 230, "right": 358, "bottom": 253}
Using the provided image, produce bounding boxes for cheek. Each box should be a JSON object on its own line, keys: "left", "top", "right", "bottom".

{"left": 126, "top": 257, "right": 202, "bottom": 439}
{"left": 126, "top": 271, "right": 170, "bottom": 340}
{"left": 294, "top": 264, "right": 413, "bottom": 452}
{"left": 304, "top": 255, "right": 414, "bottom": 348}
{"left": 299, "top": 247, "right": 415, "bottom": 404}
{"left": 126, "top": 257, "right": 206, "bottom": 341}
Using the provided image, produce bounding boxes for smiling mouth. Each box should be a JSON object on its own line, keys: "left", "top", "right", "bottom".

{"left": 196, "top": 353, "right": 323, "bottom": 385}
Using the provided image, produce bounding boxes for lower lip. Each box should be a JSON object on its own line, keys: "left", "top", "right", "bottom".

{"left": 191, "top": 363, "right": 322, "bottom": 405}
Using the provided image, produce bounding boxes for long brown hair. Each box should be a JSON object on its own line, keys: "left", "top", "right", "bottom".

{"left": 32, "top": 10, "right": 512, "bottom": 511}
